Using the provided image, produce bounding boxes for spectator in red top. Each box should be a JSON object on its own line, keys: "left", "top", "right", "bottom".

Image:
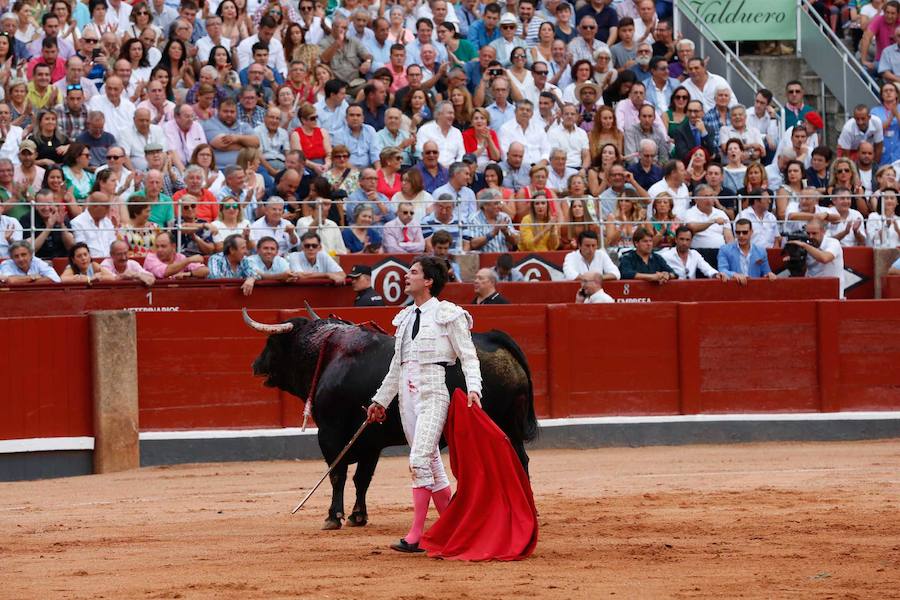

{"left": 376, "top": 146, "right": 403, "bottom": 198}
{"left": 290, "top": 103, "right": 331, "bottom": 176}
{"left": 27, "top": 37, "right": 66, "bottom": 83}
{"left": 462, "top": 107, "right": 502, "bottom": 171}
{"left": 862, "top": 0, "right": 900, "bottom": 71}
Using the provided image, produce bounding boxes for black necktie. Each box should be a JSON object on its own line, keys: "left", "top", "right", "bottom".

{"left": 411, "top": 308, "right": 421, "bottom": 340}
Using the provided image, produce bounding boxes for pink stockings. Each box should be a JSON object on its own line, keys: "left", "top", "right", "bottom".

{"left": 404, "top": 486, "right": 452, "bottom": 545}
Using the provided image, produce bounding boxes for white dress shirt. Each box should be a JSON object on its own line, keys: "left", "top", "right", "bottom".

{"left": 562, "top": 249, "right": 621, "bottom": 280}
{"left": 681, "top": 73, "right": 737, "bottom": 112}
{"left": 237, "top": 34, "right": 287, "bottom": 76}
{"left": 684, "top": 206, "right": 730, "bottom": 249}
{"left": 499, "top": 118, "right": 551, "bottom": 167}
{"left": 87, "top": 94, "right": 136, "bottom": 140}
{"left": 659, "top": 247, "right": 719, "bottom": 279}
{"left": 548, "top": 123, "right": 589, "bottom": 168}
{"left": 415, "top": 121, "right": 465, "bottom": 168}
{"left": 70, "top": 212, "right": 117, "bottom": 258}
{"left": 120, "top": 124, "right": 168, "bottom": 171}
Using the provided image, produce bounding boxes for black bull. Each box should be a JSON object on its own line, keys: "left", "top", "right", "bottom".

{"left": 245, "top": 311, "right": 538, "bottom": 530}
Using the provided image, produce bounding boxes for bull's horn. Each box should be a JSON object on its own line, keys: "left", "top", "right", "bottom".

{"left": 242, "top": 308, "right": 294, "bottom": 334}
{"left": 304, "top": 301, "right": 321, "bottom": 321}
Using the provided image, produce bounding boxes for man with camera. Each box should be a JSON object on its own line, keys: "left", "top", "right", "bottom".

{"left": 786, "top": 218, "right": 845, "bottom": 299}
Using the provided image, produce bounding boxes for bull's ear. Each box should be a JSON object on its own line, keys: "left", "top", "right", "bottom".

{"left": 304, "top": 301, "right": 321, "bottom": 320}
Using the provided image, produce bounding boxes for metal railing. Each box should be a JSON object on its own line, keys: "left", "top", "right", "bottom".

{"left": 796, "top": 0, "right": 879, "bottom": 125}
{"left": 674, "top": 0, "right": 784, "bottom": 120}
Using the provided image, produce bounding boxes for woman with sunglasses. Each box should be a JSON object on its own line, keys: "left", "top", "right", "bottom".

{"left": 827, "top": 157, "right": 867, "bottom": 215}
{"left": 325, "top": 144, "right": 358, "bottom": 224}
{"left": 210, "top": 196, "right": 252, "bottom": 252}
{"left": 376, "top": 146, "right": 403, "bottom": 199}
{"left": 291, "top": 103, "right": 331, "bottom": 175}
{"left": 663, "top": 85, "right": 690, "bottom": 141}
{"left": 123, "top": 2, "right": 161, "bottom": 43}
{"left": 505, "top": 46, "right": 533, "bottom": 100}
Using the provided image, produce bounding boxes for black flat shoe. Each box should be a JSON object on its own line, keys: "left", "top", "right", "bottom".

{"left": 390, "top": 538, "right": 425, "bottom": 553}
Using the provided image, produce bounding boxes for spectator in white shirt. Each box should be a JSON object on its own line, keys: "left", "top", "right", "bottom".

{"left": 416, "top": 101, "right": 466, "bottom": 167}
{"left": 70, "top": 192, "right": 117, "bottom": 258}
{"left": 682, "top": 57, "right": 736, "bottom": 112}
{"left": 647, "top": 159, "right": 690, "bottom": 217}
{"left": 826, "top": 187, "right": 867, "bottom": 246}
{"left": 287, "top": 231, "right": 346, "bottom": 284}
{"left": 121, "top": 108, "right": 168, "bottom": 172}
{"left": 0, "top": 205, "right": 23, "bottom": 259}
{"left": 736, "top": 190, "right": 781, "bottom": 249}
{"left": 236, "top": 16, "right": 288, "bottom": 76}
{"left": 87, "top": 76, "right": 136, "bottom": 140}
{"left": 547, "top": 103, "right": 590, "bottom": 169}
{"left": 575, "top": 270, "right": 615, "bottom": 303}
{"left": 249, "top": 196, "right": 298, "bottom": 255}
{"left": 498, "top": 99, "right": 550, "bottom": 168}
{"left": 788, "top": 218, "right": 845, "bottom": 298}
{"left": 562, "top": 229, "right": 620, "bottom": 280}
{"left": 837, "top": 105, "right": 884, "bottom": 163}
{"left": 783, "top": 188, "right": 835, "bottom": 235}
{"left": 685, "top": 184, "right": 733, "bottom": 266}
{"left": 660, "top": 225, "right": 726, "bottom": 280}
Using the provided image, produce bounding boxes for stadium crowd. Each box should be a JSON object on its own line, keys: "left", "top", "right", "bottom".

{"left": 0, "top": 0, "right": 897, "bottom": 294}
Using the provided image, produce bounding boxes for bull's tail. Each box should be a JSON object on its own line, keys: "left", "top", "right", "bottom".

{"left": 486, "top": 329, "right": 538, "bottom": 443}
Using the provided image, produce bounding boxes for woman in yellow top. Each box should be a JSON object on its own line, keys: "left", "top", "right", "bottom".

{"left": 518, "top": 193, "right": 560, "bottom": 251}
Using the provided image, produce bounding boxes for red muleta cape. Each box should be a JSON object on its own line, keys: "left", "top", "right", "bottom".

{"left": 419, "top": 389, "right": 538, "bottom": 561}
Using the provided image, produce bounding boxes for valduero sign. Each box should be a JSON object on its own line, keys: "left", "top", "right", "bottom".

{"left": 680, "top": 0, "right": 797, "bottom": 41}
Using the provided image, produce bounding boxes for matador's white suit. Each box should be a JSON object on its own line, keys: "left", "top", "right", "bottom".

{"left": 371, "top": 297, "right": 482, "bottom": 490}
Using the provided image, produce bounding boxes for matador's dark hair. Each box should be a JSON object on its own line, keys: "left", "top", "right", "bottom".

{"left": 413, "top": 255, "right": 449, "bottom": 297}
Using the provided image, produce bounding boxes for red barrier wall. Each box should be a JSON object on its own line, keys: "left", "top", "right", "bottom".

{"left": 882, "top": 276, "right": 900, "bottom": 299}
{"left": 135, "top": 310, "right": 286, "bottom": 430}
{"left": 6, "top": 299, "right": 900, "bottom": 441}
{"left": 0, "top": 316, "right": 92, "bottom": 441}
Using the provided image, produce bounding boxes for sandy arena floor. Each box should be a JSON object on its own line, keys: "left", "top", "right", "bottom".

{"left": 1, "top": 440, "right": 899, "bottom": 599}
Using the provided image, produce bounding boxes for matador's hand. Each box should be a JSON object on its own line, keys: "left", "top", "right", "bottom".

{"left": 467, "top": 391, "right": 482, "bottom": 409}
{"left": 366, "top": 403, "right": 386, "bottom": 424}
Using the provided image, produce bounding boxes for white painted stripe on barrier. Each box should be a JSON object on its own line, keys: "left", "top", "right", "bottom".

{"left": 139, "top": 427, "right": 319, "bottom": 440}
{"left": 537, "top": 411, "right": 900, "bottom": 427}
{"left": 4, "top": 411, "right": 900, "bottom": 453}
{"left": 0, "top": 436, "right": 94, "bottom": 453}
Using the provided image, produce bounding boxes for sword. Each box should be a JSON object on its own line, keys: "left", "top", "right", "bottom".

{"left": 291, "top": 419, "right": 370, "bottom": 515}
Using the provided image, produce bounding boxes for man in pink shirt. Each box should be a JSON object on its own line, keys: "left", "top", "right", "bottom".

{"left": 143, "top": 231, "right": 210, "bottom": 279}
{"left": 862, "top": 0, "right": 900, "bottom": 70}
{"left": 100, "top": 240, "right": 156, "bottom": 286}
{"left": 382, "top": 201, "right": 425, "bottom": 253}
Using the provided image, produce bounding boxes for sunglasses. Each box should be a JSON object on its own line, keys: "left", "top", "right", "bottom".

{"left": 674, "top": 94, "right": 689, "bottom": 100}
{"left": 106, "top": 154, "right": 123, "bottom": 159}
{"left": 735, "top": 230, "right": 751, "bottom": 235}
{"left": 82, "top": 38, "right": 99, "bottom": 43}
{"left": 301, "top": 5, "right": 314, "bottom": 9}
{"left": 183, "top": 204, "right": 197, "bottom": 209}
{"left": 135, "top": 10, "right": 149, "bottom": 15}
{"left": 501, "top": 24, "right": 516, "bottom": 29}
{"left": 533, "top": 70, "right": 548, "bottom": 75}
{"left": 836, "top": 168, "right": 851, "bottom": 173}
{"left": 222, "top": 203, "right": 239, "bottom": 209}
{"left": 424, "top": 150, "right": 439, "bottom": 155}
{"left": 582, "top": 25, "right": 596, "bottom": 30}
{"left": 66, "top": 83, "right": 82, "bottom": 91}
{"left": 333, "top": 153, "right": 348, "bottom": 158}
{"left": 788, "top": 89, "right": 803, "bottom": 94}
{"left": 400, "top": 210, "right": 413, "bottom": 215}
{"left": 303, "top": 243, "right": 320, "bottom": 249}
{"left": 305, "top": 114, "right": 318, "bottom": 120}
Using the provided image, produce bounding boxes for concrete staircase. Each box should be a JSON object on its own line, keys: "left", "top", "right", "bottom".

{"left": 741, "top": 55, "right": 845, "bottom": 150}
